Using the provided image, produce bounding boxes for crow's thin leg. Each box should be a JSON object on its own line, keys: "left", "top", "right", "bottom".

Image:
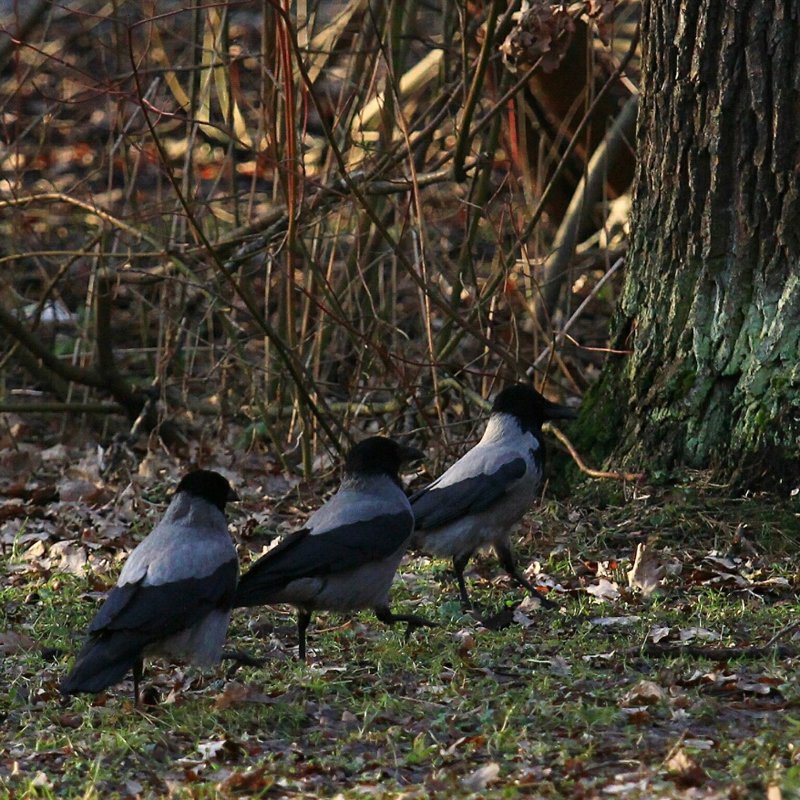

{"left": 297, "top": 609, "right": 312, "bottom": 662}
{"left": 494, "top": 539, "right": 557, "bottom": 609}
{"left": 453, "top": 552, "right": 473, "bottom": 608}
{"left": 374, "top": 605, "right": 437, "bottom": 640}
{"left": 132, "top": 658, "right": 143, "bottom": 706}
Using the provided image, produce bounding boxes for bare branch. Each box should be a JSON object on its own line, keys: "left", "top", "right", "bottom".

{"left": 544, "top": 421, "right": 644, "bottom": 482}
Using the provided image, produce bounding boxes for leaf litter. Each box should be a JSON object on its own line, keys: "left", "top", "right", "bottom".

{"left": 2, "top": 431, "right": 800, "bottom": 797}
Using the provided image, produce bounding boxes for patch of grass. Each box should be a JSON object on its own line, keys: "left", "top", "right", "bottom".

{"left": 3, "top": 480, "right": 800, "bottom": 797}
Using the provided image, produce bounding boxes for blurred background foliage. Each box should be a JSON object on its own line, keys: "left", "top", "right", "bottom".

{"left": 0, "top": 0, "right": 639, "bottom": 475}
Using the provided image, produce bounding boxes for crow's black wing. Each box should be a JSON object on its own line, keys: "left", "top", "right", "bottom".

{"left": 233, "top": 511, "right": 412, "bottom": 607}
{"left": 411, "top": 458, "right": 527, "bottom": 529}
{"left": 89, "top": 559, "right": 238, "bottom": 638}
{"left": 61, "top": 559, "right": 237, "bottom": 696}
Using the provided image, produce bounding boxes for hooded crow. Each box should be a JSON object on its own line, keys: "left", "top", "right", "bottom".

{"left": 61, "top": 470, "right": 239, "bottom": 702}
{"left": 410, "top": 384, "right": 576, "bottom": 608}
{"left": 233, "top": 437, "right": 435, "bottom": 660}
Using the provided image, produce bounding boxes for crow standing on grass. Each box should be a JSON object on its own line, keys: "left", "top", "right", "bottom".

{"left": 410, "top": 384, "right": 576, "bottom": 608}
{"left": 60, "top": 470, "right": 239, "bottom": 703}
{"left": 233, "top": 437, "right": 435, "bottom": 660}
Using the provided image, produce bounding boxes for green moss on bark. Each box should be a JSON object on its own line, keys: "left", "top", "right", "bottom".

{"left": 586, "top": 0, "right": 800, "bottom": 493}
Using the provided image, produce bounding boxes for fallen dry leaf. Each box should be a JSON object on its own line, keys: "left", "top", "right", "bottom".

{"left": 0, "top": 630, "right": 36, "bottom": 654}
{"left": 0, "top": 446, "right": 42, "bottom": 478}
{"left": 29, "top": 772, "right": 51, "bottom": 790}
{"left": 679, "top": 627, "right": 721, "bottom": 643}
{"left": 197, "top": 737, "right": 243, "bottom": 762}
{"left": 57, "top": 479, "right": 105, "bottom": 504}
{"left": 649, "top": 625, "right": 671, "bottom": 643}
{"left": 549, "top": 656, "right": 571, "bottom": 676}
{"left": 214, "top": 681, "right": 276, "bottom": 709}
{"left": 603, "top": 777, "right": 649, "bottom": 794}
{"left": 665, "top": 748, "right": 708, "bottom": 788}
{"left": 511, "top": 607, "right": 536, "bottom": 628}
{"left": 500, "top": 1, "right": 575, "bottom": 73}
{"left": 678, "top": 669, "right": 782, "bottom": 699}
{"left": 308, "top": 664, "right": 346, "bottom": 675}
{"left": 48, "top": 540, "right": 88, "bottom": 576}
{"left": 685, "top": 562, "right": 749, "bottom": 589}
{"left": 627, "top": 543, "right": 664, "bottom": 597}
{"left": 22, "top": 540, "right": 47, "bottom": 561}
{"left": 217, "top": 767, "right": 273, "bottom": 794}
{"left": 462, "top": 762, "right": 500, "bottom": 792}
{"left": 735, "top": 677, "right": 776, "bottom": 696}
{"left": 585, "top": 578, "right": 620, "bottom": 601}
{"left": 622, "top": 680, "right": 666, "bottom": 707}
{"left": 40, "top": 444, "right": 69, "bottom": 463}
{"left": 0, "top": 501, "right": 27, "bottom": 522}
{"left": 589, "top": 616, "right": 641, "bottom": 628}
{"left": 704, "top": 555, "right": 743, "bottom": 572}
{"left": 621, "top": 707, "right": 652, "bottom": 725}
{"left": 512, "top": 594, "right": 547, "bottom": 627}
{"left": 683, "top": 738, "right": 714, "bottom": 750}
{"left": 581, "top": 651, "right": 616, "bottom": 662}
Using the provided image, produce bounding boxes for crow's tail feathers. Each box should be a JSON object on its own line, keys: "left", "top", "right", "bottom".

{"left": 60, "top": 633, "right": 147, "bottom": 696}
{"left": 231, "top": 569, "right": 285, "bottom": 608}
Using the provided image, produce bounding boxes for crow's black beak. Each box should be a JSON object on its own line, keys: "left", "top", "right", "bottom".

{"left": 542, "top": 399, "right": 578, "bottom": 421}
{"left": 400, "top": 445, "right": 426, "bottom": 467}
{"left": 227, "top": 487, "right": 240, "bottom": 502}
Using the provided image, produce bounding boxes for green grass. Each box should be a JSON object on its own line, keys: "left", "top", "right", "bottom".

{"left": 2, "top": 480, "right": 799, "bottom": 798}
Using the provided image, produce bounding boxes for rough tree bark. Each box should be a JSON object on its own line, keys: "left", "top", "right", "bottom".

{"left": 583, "top": 0, "right": 800, "bottom": 490}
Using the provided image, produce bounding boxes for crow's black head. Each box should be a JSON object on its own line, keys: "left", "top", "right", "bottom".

{"left": 176, "top": 470, "right": 238, "bottom": 511}
{"left": 344, "top": 437, "right": 424, "bottom": 481}
{"left": 491, "top": 384, "right": 577, "bottom": 432}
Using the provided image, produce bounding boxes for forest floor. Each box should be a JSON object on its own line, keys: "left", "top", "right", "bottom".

{"left": 3, "top": 3, "right": 797, "bottom": 797}
{"left": 2, "top": 429, "right": 799, "bottom": 799}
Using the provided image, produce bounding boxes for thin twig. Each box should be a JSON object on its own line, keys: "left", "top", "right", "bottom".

{"left": 0, "top": 301, "right": 104, "bottom": 389}
{"left": 544, "top": 422, "right": 644, "bottom": 482}
{"left": 94, "top": 269, "right": 118, "bottom": 381}
{"left": 764, "top": 620, "right": 800, "bottom": 649}
{"left": 623, "top": 642, "right": 799, "bottom": 660}
{"left": 530, "top": 255, "right": 626, "bottom": 371}
{"left": 0, "top": 193, "right": 164, "bottom": 250}
{"left": 271, "top": 1, "right": 520, "bottom": 374}
{"left": 535, "top": 95, "right": 638, "bottom": 324}
{"left": 0, "top": 346, "right": 70, "bottom": 401}
{"left": 0, "top": 0, "right": 51, "bottom": 69}
{"left": 0, "top": 297, "right": 147, "bottom": 421}
{"left": 452, "top": 0, "right": 502, "bottom": 181}
{"left": 0, "top": 402, "right": 121, "bottom": 414}
{"left": 127, "top": 27, "right": 346, "bottom": 454}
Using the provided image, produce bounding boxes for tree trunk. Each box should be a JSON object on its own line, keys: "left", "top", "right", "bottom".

{"left": 586, "top": 0, "right": 800, "bottom": 490}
